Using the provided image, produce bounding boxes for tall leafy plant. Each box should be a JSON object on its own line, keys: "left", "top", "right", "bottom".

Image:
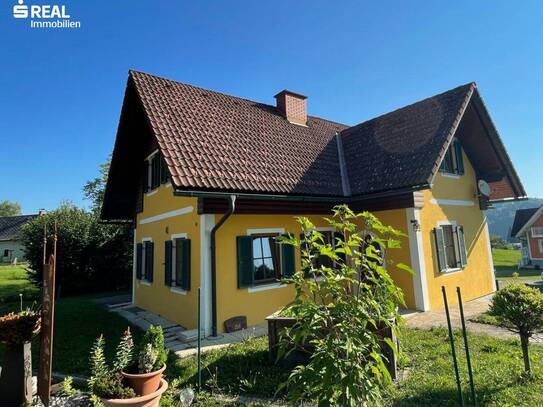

{"left": 277, "top": 205, "right": 410, "bottom": 406}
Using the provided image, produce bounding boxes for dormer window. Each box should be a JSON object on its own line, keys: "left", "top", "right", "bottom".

{"left": 144, "top": 150, "right": 169, "bottom": 192}
{"left": 439, "top": 139, "right": 464, "bottom": 176}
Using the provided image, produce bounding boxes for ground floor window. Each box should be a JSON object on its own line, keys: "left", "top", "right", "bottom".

{"left": 135, "top": 239, "right": 154, "bottom": 283}
{"left": 538, "top": 239, "right": 543, "bottom": 253}
{"left": 434, "top": 223, "right": 467, "bottom": 272}
{"left": 236, "top": 231, "right": 295, "bottom": 288}
{"left": 164, "top": 237, "right": 191, "bottom": 291}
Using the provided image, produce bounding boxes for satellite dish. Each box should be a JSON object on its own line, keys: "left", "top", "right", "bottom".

{"left": 478, "top": 180, "right": 491, "bottom": 197}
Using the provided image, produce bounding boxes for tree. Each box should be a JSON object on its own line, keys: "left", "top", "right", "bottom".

{"left": 20, "top": 157, "right": 132, "bottom": 296}
{"left": 277, "top": 205, "right": 409, "bottom": 405}
{"left": 0, "top": 200, "right": 22, "bottom": 216}
{"left": 83, "top": 158, "right": 110, "bottom": 214}
{"left": 490, "top": 284, "right": 543, "bottom": 375}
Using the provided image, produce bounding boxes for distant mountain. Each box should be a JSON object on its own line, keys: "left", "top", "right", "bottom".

{"left": 486, "top": 198, "right": 543, "bottom": 241}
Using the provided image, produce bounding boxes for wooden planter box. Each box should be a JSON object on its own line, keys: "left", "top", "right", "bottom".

{"left": 266, "top": 313, "right": 399, "bottom": 380}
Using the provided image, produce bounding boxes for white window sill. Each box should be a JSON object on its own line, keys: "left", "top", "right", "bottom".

{"left": 247, "top": 282, "right": 287, "bottom": 293}
{"left": 441, "top": 267, "right": 464, "bottom": 275}
{"left": 146, "top": 189, "right": 158, "bottom": 196}
{"left": 441, "top": 173, "right": 461, "bottom": 179}
{"left": 170, "top": 286, "right": 187, "bottom": 295}
{"left": 139, "top": 280, "right": 152, "bottom": 286}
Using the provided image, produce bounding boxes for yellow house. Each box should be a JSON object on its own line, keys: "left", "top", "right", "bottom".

{"left": 102, "top": 71, "right": 526, "bottom": 336}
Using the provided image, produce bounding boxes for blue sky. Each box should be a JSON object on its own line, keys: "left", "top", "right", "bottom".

{"left": 1, "top": 1, "right": 542, "bottom": 213}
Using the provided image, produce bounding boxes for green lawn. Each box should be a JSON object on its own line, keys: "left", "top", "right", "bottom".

{"left": 0, "top": 263, "right": 39, "bottom": 306}
{"left": 0, "top": 265, "right": 142, "bottom": 376}
{"left": 493, "top": 249, "right": 541, "bottom": 281}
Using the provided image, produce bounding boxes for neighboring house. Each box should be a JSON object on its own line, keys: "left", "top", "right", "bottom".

{"left": 511, "top": 205, "right": 543, "bottom": 268}
{"left": 102, "top": 71, "right": 526, "bottom": 336}
{"left": 0, "top": 215, "right": 37, "bottom": 263}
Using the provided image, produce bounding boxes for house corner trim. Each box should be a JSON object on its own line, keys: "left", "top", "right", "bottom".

{"left": 200, "top": 214, "right": 215, "bottom": 336}
{"left": 406, "top": 208, "right": 430, "bottom": 311}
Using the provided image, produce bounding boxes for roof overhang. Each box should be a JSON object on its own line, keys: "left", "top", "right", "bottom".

{"left": 515, "top": 205, "right": 543, "bottom": 238}
{"left": 430, "top": 87, "right": 526, "bottom": 202}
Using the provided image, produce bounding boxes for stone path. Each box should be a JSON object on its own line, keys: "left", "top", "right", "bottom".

{"left": 404, "top": 294, "right": 543, "bottom": 343}
{"left": 112, "top": 305, "right": 268, "bottom": 358}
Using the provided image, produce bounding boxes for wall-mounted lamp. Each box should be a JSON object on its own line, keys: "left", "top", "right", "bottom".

{"left": 410, "top": 219, "right": 421, "bottom": 232}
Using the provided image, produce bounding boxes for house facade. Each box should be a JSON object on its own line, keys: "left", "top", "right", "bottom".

{"left": 0, "top": 215, "right": 38, "bottom": 263}
{"left": 511, "top": 205, "right": 543, "bottom": 268}
{"left": 102, "top": 71, "right": 525, "bottom": 336}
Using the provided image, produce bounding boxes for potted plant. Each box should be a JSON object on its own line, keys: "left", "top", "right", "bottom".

{"left": 0, "top": 302, "right": 41, "bottom": 406}
{"left": 88, "top": 327, "right": 168, "bottom": 407}
{"left": 121, "top": 325, "right": 168, "bottom": 396}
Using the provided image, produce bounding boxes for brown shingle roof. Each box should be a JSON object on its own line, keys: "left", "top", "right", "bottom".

{"left": 101, "top": 71, "right": 526, "bottom": 221}
{"left": 341, "top": 84, "right": 474, "bottom": 195}
{"left": 131, "top": 71, "right": 347, "bottom": 196}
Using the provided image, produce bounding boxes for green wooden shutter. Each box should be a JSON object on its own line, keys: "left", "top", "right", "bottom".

{"left": 160, "top": 156, "right": 169, "bottom": 184}
{"left": 281, "top": 235, "right": 295, "bottom": 278}
{"left": 237, "top": 236, "right": 253, "bottom": 288}
{"left": 179, "top": 239, "right": 191, "bottom": 291}
{"left": 454, "top": 141, "right": 464, "bottom": 175}
{"left": 456, "top": 226, "right": 468, "bottom": 267}
{"left": 434, "top": 227, "right": 447, "bottom": 272}
{"left": 142, "top": 161, "right": 149, "bottom": 193}
{"left": 164, "top": 240, "right": 172, "bottom": 286}
{"left": 145, "top": 241, "right": 154, "bottom": 282}
{"left": 136, "top": 243, "right": 143, "bottom": 279}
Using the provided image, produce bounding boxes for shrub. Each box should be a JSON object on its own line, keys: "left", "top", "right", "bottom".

{"left": 490, "top": 284, "right": 543, "bottom": 374}
{"left": 20, "top": 202, "right": 132, "bottom": 296}
{"left": 137, "top": 325, "right": 168, "bottom": 372}
{"left": 277, "top": 205, "right": 409, "bottom": 405}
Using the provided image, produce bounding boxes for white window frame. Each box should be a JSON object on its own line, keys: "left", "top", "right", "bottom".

{"left": 169, "top": 233, "right": 188, "bottom": 295}
{"left": 532, "top": 227, "right": 543, "bottom": 238}
{"left": 139, "top": 237, "right": 153, "bottom": 285}
{"left": 538, "top": 239, "right": 543, "bottom": 253}
{"left": 246, "top": 228, "right": 286, "bottom": 292}
{"left": 437, "top": 220, "right": 463, "bottom": 273}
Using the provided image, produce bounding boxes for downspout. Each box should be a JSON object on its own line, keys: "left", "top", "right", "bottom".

{"left": 210, "top": 194, "right": 236, "bottom": 337}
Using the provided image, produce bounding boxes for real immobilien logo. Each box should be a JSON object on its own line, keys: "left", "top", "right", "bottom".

{"left": 13, "top": 0, "right": 81, "bottom": 29}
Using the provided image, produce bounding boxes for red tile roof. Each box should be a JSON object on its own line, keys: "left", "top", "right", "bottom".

{"left": 131, "top": 71, "right": 347, "bottom": 196}
{"left": 101, "top": 70, "right": 526, "bottom": 221}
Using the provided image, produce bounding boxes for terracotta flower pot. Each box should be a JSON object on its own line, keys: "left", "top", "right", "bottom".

{"left": 121, "top": 364, "right": 166, "bottom": 396}
{"left": 103, "top": 378, "right": 168, "bottom": 407}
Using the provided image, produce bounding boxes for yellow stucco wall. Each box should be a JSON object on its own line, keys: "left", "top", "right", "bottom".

{"left": 214, "top": 209, "right": 414, "bottom": 332}
{"left": 134, "top": 184, "right": 201, "bottom": 329}
{"left": 421, "top": 149, "right": 494, "bottom": 309}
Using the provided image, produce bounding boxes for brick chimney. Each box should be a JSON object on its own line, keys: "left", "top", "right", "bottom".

{"left": 274, "top": 90, "right": 307, "bottom": 126}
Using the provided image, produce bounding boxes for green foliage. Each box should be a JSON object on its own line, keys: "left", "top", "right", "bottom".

{"left": 91, "top": 373, "right": 136, "bottom": 399}
{"left": 112, "top": 327, "right": 134, "bottom": 372}
{"left": 490, "top": 234, "right": 513, "bottom": 250}
{"left": 277, "top": 205, "right": 408, "bottom": 406}
{"left": 88, "top": 335, "right": 108, "bottom": 388}
{"left": 138, "top": 325, "right": 168, "bottom": 372}
{"left": 138, "top": 343, "right": 159, "bottom": 373}
{"left": 83, "top": 158, "right": 111, "bottom": 215}
{"left": 20, "top": 201, "right": 132, "bottom": 295}
{"left": 490, "top": 284, "right": 543, "bottom": 374}
{"left": 59, "top": 376, "right": 78, "bottom": 397}
{"left": 88, "top": 332, "right": 136, "bottom": 400}
{"left": 0, "top": 200, "right": 21, "bottom": 216}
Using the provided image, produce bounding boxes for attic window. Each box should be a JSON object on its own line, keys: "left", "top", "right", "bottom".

{"left": 439, "top": 140, "right": 464, "bottom": 176}
{"left": 144, "top": 151, "right": 169, "bottom": 192}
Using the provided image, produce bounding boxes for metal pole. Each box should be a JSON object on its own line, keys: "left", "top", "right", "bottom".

{"left": 197, "top": 287, "right": 202, "bottom": 393}
{"left": 442, "top": 286, "right": 465, "bottom": 407}
{"left": 457, "top": 287, "right": 477, "bottom": 406}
